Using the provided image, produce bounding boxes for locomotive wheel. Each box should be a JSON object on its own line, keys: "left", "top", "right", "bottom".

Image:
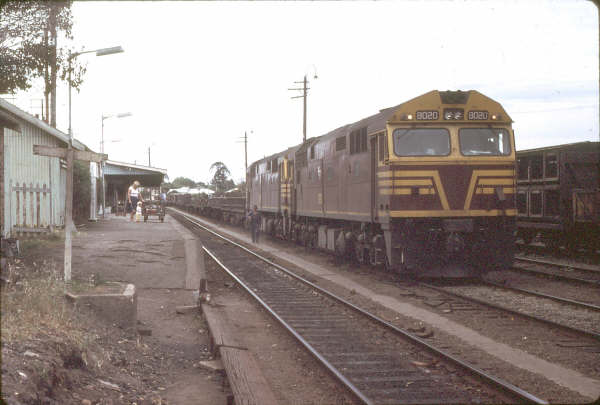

{"left": 355, "top": 244, "right": 367, "bottom": 265}
{"left": 520, "top": 230, "right": 535, "bottom": 245}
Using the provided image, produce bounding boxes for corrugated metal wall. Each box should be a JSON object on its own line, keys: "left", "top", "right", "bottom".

{"left": 3, "top": 124, "right": 65, "bottom": 236}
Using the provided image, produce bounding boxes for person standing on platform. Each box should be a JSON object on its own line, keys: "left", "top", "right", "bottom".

{"left": 127, "top": 180, "right": 143, "bottom": 222}
{"left": 248, "top": 205, "right": 261, "bottom": 243}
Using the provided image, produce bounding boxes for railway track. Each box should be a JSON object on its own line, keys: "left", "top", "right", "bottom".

{"left": 419, "top": 281, "right": 600, "bottom": 341}
{"left": 482, "top": 279, "right": 600, "bottom": 313}
{"left": 516, "top": 243, "right": 600, "bottom": 266}
{"left": 169, "top": 208, "right": 545, "bottom": 404}
{"left": 512, "top": 257, "right": 600, "bottom": 286}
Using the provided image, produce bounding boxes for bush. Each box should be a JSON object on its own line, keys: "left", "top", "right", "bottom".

{"left": 73, "top": 160, "right": 91, "bottom": 222}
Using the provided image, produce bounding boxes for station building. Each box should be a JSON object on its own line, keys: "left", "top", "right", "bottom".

{"left": 103, "top": 160, "right": 168, "bottom": 215}
{"left": 0, "top": 98, "right": 96, "bottom": 237}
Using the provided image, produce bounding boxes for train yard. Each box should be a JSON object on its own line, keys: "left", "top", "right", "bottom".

{"left": 168, "top": 206, "right": 600, "bottom": 404}
{"left": 3, "top": 86, "right": 598, "bottom": 404}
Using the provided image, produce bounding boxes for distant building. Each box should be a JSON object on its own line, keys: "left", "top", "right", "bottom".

{"left": 0, "top": 98, "right": 96, "bottom": 237}
{"left": 103, "top": 160, "right": 168, "bottom": 215}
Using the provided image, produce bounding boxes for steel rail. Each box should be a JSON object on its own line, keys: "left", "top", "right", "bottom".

{"left": 420, "top": 283, "right": 600, "bottom": 342}
{"left": 515, "top": 256, "right": 600, "bottom": 275}
{"left": 169, "top": 208, "right": 547, "bottom": 404}
{"left": 202, "top": 246, "right": 373, "bottom": 405}
{"left": 482, "top": 280, "right": 600, "bottom": 313}
{"left": 516, "top": 243, "right": 600, "bottom": 263}
{"left": 510, "top": 264, "right": 600, "bottom": 286}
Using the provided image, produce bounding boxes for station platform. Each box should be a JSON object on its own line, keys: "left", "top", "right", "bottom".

{"left": 69, "top": 215, "right": 226, "bottom": 405}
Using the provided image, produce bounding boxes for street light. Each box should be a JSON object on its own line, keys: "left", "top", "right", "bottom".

{"left": 67, "top": 46, "right": 123, "bottom": 223}
{"left": 68, "top": 46, "right": 124, "bottom": 141}
{"left": 101, "top": 111, "right": 132, "bottom": 218}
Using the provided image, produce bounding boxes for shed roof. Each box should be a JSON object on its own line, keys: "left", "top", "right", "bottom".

{"left": 517, "top": 141, "right": 599, "bottom": 154}
{"left": 0, "top": 98, "right": 88, "bottom": 151}
{"left": 104, "top": 160, "right": 168, "bottom": 176}
{"left": 104, "top": 160, "right": 168, "bottom": 188}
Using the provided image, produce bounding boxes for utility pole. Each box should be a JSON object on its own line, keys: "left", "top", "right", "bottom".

{"left": 244, "top": 131, "right": 248, "bottom": 180}
{"left": 237, "top": 131, "right": 252, "bottom": 211}
{"left": 148, "top": 146, "right": 151, "bottom": 166}
{"left": 289, "top": 71, "right": 317, "bottom": 143}
{"left": 302, "top": 76, "right": 307, "bottom": 142}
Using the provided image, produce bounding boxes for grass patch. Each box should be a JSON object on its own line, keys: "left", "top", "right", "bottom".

{"left": 19, "top": 232, "right": 64, "bottom": 254}
{"left": 1, "top": 261, "right": 92, "bottom": 350}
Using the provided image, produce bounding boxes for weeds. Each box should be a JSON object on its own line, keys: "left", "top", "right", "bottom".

{"left": 1, "top": 260, "right": 90, "bottom": 351}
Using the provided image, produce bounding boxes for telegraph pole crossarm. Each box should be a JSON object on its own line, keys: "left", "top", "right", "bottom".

{"left": 288, "top": 68, "right": 317, "bottom": 143}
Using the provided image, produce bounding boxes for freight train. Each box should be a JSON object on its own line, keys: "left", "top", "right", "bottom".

{"left": 516, "top": 141, "right": 599, "bottom": 251}
{"left": 176, "top": 90, "right": 518, "bottom": 275}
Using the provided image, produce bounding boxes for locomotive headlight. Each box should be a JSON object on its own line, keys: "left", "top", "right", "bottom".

{"left": 407, "top": 114, "right": 413, "bottom": 120}
{"left": 491, "top": 114, "right": 497, "bottom": 120}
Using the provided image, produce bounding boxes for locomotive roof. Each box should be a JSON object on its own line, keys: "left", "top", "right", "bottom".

{"left": 249, "top": 90, "right": 510, "bottom": 168}
{"left": 314, "top": 89, "right": 511, "bottom": 144}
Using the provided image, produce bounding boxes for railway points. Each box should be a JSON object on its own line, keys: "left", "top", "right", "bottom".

{"left": 169, "top": 207, "right": 600, "bottom": 403}
{"left": 512, "top": 258, "right": 600, "bottom": 286}
{"left": 420, "top": 281, "right": 600, "bottom": 340}
{"left": 482, "top": 279, "right": 600, "bottom": 313}
{"left": 515, "top": 256, "right": 600, "bottom": 275}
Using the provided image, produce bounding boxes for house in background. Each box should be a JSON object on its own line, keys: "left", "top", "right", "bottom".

{"left": 0, "top": 98, "right": 98, "bottom": 238}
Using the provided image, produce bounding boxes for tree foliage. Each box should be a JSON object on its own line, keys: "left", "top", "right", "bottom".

{"left": 209, "top": 162, "right": 232, "bottom": 195}
{"left": 171, "top": 177, "right": 196, "bottom": 189}
{"left": 0, "top": 1, "right": 86, "bottom": 107}
{"left": 72, "top": 160, "right": 90, "bottom": 222}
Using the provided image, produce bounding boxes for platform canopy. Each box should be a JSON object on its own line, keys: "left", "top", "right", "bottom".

{"left": 104, "top": 160, "right": 168, "bottom": 188}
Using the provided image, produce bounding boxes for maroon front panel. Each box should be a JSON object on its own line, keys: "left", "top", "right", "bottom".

{"left": 379, "top": 164, "right": 516, "bottom": 215}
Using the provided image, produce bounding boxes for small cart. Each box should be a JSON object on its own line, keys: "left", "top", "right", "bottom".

{"left": 142, "top": 198, "right": 165, "bottom": 222}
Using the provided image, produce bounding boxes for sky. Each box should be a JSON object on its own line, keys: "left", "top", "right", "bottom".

{"left": 6, "top": 0, "right": 599, "bottom": 184}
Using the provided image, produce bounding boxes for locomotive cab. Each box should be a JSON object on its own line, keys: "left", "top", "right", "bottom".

{"left": 379, "top": 90, "right": 516, "bottom": 275}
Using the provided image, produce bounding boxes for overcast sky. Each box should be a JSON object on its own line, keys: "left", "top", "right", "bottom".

{"left": 8, "top": 0, "right": 599, "bottom": 184}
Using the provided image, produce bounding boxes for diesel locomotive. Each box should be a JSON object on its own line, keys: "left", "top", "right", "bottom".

{"left": 241, "top": 90, "right": 517, "bottom": 275}
{"left": 174, "top": 90, "right": 517, "bottom": 275}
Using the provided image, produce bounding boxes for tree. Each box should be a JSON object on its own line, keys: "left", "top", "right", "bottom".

{"left": 72, "top": 160, "right": 90, "bottom": 222}
{"left": 237, "top": 180, "right": 246, "bottom": 193}
{"left": 0, "top": 1, "right": 86, "bottom": 127}
{"left": 209, "top": 161, "right": 231, "bottom": 195}
{"left": 171, "top": 177, "right": 196, "bottom": 189}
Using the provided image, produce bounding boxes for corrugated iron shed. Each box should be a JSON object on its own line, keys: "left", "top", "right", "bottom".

{"left": 0, "top": 98, "right": 89, "bottom": 237}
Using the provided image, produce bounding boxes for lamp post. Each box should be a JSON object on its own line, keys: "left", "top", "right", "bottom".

{"left": 64, "top": 45, "right": 123, "bottom": 280}
{"left": 101, "top": 111, "right": 131, "bottom": 218}
{"left": 68, "top": 46, "right": 124, "bottom": 141}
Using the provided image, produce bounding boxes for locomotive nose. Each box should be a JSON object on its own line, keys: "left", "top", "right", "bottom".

{"left": 445, "top": 232, "right": 465, "bottom": 254}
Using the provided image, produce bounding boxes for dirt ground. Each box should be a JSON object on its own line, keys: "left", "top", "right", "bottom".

{"left": 1, "top": 216, "right": 228, "bottom": 405}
